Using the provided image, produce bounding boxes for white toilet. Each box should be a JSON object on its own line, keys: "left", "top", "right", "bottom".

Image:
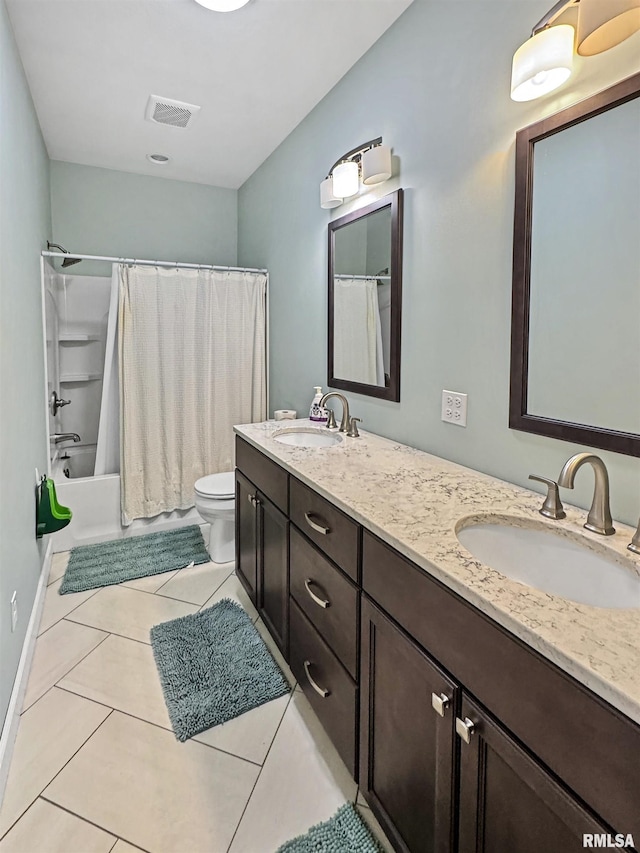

{"left": 194, "top": 471, "right": 236, "bottom": 564}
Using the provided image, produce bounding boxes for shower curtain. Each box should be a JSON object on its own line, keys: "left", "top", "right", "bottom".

{"left": 118, "top": 265, "right": 267, "bottom": 525}
{"left": 94, "top": 264, "right": 120, "bottom": 476}
{"left": 333, "top": 277, "right": 384, "bottom": 386}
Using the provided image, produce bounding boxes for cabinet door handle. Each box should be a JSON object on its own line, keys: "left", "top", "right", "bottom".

{"left": 303, "top": 660, "right": 330, "bottom": 698}
{"left": 304, "top": 578, "right": 331, "bottom": 609}
{"left": 455, "top": 716, "right": 475, "bottom": 744}
{"left": 431, "top": 692, "right": 450, "bottom": 717}
{"left": 248, "top": 493, "right": 256, "bottom": 506}
{"left": 304, "top": 512, "right": 330, "bottom": 535}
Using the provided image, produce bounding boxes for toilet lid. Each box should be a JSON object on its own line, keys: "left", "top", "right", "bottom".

{"left": 194, "top": 471, "right": 235, "bottom": 499}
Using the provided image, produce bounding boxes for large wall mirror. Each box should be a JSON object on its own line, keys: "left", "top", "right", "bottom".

{"left": 328, "top": 189, "right": 403, "bottom": 401}
{"left": 510, "top": 72, "right": 640, "bottom": 458}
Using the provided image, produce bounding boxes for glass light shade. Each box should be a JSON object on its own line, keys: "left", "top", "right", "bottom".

{"left": 510, "top": 25, "right": 574, "bottom": 102}
{"left": 362, "top": 145, "right": 392, "bottom": 185}
{"left": 193, "top": 0, "right": 250, "bottom": 10}
{"left": 320, "top": 177, "right": 343, "bottom": 209}
{"left": 331, "top": 161, "right": 359, "bottom": 198}
{"left": 577, "top": 0, "right": 640, "bottom": 55}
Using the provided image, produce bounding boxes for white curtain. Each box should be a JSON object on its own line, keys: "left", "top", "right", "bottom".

{"left": 94, "top": 263, "right": 120, "bottom": 476}
{"left": 333, "top": 277, "right": 384, "bottom": 386}
{"left": 118, "top": 265, "right": 266, "bottom": 525}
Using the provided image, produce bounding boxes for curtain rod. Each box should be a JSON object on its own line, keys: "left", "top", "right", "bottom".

{"left": 42, "top": 251, "right": 267, "bottom": 275}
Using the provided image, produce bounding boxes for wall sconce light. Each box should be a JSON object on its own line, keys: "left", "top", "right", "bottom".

{"left": 511, "top": 0, "right": 640, "bottom": 102}
{"left": 320, "top": 138, "right": 392, "bottom": 209}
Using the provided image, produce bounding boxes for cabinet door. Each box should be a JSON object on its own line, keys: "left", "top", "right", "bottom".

{"left": 360, "top": 596, "right": 458, "bottom": 853}
{"left": 258, "top": 493, "right": 289, "bottom": 657}
{"left": 457, "top": 693, "right": 610, "bottom": 853}
{"left": 236, "top": 471, "right": 258, "bottom": 603}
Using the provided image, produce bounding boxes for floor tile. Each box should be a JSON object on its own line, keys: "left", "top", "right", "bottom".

{"left": 48, "top": 552, "right": 69, "bottom": 586}
{"left": 111, "top": 842, "right": 148, "bottom": 853}
{"left": 23, "top": 620, "right": 108, "bottom": 711}
{"left": 0, "top": 688, "right": 110, "bottom": 838}
{"left": 66, "top": 585, "right": 198, "bottom": 643}
{"left": 357, "top": 803, "right": 396, "bottom": 852}
{"left": 200, "top": 573, "right": 258, "bottom": 621}
{"left": 44, "top": 712, "right": 259, "bottom": 853}
{"left": 38, "top": 579, "right": 99, "bottom": 635}
{"left": 121, "top": 569, "right": 178, "bottom": 593}
{"left": 155, "top": 561, "right": 233, "bottom": 605}
{"left": 253, "top": 617, "right": 296, "bottom": 689}
{"left": 356, "top": 789, "right": 368, "bottom": 807}
{"left": 229, "top": 691, "right": 357, "bottom": 852}
{"left": 193, "top": 692, "right": 290, "bottom": 765}
{"left": 58, "top": 634, "right": 171, "bottom": 730}
{"left": 0, "top": 798, "right": 115, "bottom": 853}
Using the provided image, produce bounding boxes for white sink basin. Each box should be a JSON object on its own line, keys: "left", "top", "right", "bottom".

{"left": 273, "top": 427, "right": 343, "bottom": 448}
{"left": 457, "top": 520, "right": 640, "bottom": 609}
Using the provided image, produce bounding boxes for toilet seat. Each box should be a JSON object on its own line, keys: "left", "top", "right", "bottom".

{"left": 194, "top": 471, "right": 235, "bottom": 500}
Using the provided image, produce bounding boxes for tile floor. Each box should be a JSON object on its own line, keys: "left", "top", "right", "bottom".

{"left": 0, "top": 549, "right": 393, "bottom": 853}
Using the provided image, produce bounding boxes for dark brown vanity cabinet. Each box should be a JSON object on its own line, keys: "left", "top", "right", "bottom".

{"left": 235, "top": 440, "right": 289, "bottom": 656}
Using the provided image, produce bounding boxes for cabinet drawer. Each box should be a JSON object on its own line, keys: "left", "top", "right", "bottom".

{"left": 289, "top": 598, "right": 358, "bottom": 777}
{"left": 289, "top": 478, "right": 359, "bottom": 581}
{"left": 363, "top": 530, "right": 640, "bottom": 841}
{"left": 236, "top": 437, "right": 288, "bottom": 514}
{"left": 290, "top": 526, "right": 359, "bottom": 679}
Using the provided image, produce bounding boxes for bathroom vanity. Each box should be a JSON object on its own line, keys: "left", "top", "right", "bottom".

{"left": 234, "top": 421, "right": 640, "bottom": 853}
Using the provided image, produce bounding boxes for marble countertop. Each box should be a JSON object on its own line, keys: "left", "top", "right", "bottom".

{"left": 234, "top": 419, "right": 640, "bottom": 726}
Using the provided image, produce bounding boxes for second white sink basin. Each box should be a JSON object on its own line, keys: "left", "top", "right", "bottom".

{"left": 457, "top": 520, "right": 640, "bottom": 609}
{"left": 273, "top": 427, "right": 343, "bottom": 448}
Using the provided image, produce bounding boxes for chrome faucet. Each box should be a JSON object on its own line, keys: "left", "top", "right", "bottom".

{"left": 628, "top": 519, "right": 640, "bottom": 555}
{"left": 52, "top": 433, "right": 81, "bottom": 445}
{"left": 319, "top": 392, "right": 353, "bottom": 433}
{"left": 557, "top": 453, "right": 615, "bottom": 536}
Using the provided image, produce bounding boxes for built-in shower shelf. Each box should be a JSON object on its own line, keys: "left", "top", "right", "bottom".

{"left": 60, "top": 373, "right": 102, "bottom": 383}
{"left": 59, "top": 333, "right": 100, "bottom": 343}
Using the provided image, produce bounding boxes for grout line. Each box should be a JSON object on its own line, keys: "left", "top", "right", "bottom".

{"left": 37, "top": 586, "right": 102, "bottom": 639}
{"left": 225, "top": 688, "right": 297, "bottom": 853}
{"left": 38, "top": 797, "right": 153, "bottom": 853}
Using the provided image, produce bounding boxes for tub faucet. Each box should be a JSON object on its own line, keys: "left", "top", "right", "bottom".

{"left": 628, "top": 519, "right": 640, "bottom": 555}
{"left": 557, "top": 453, "right": 615, "bottom": 536}
{"left": 319, "top": 392, "right": 350, "bottom": 432}
{"left": 52, "top": 433, "right": 81, "bottom": 445}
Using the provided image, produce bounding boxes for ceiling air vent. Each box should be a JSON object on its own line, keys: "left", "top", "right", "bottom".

{"left": 145, "top": 95, "right": 201, "bottom": 128}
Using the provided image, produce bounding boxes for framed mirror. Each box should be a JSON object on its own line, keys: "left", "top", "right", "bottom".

{"left": 510, "top": 72, "right": 640, "bottom": 458}
{"left": 328, "top": 189, "right": 403, "bottom": 401}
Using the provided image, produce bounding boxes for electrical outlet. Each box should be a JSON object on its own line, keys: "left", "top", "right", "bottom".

{"left": 10, "top": 591, "right": 18, "bottom": 632}
{"left": 441, "top": 390, "right": 468, "bottom": 427}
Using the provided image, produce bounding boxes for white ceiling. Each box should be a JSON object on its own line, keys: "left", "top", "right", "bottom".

{"left": 7, "top": 0, "right": 413, "bottom": 188}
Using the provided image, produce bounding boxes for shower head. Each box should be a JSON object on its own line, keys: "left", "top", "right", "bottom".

{"left": 47, "top": 242, "right": 81, "bottom": 268}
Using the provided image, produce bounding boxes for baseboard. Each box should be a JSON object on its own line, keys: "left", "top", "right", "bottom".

{"left": 0, "top": 540, "right": 52, "bottom": 808}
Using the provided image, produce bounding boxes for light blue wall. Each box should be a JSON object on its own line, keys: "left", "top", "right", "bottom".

{"left": 0, "top": 0, "right": 52, "bottom": 732}
{"left": 238, "top": 0, "right": 640, "bottom": 525}
{"left": 50, "top": 161, "right": 238, "bottom": 277}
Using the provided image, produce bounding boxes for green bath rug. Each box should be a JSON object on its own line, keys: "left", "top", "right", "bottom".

{"left": 150, "top": 598, "right": 290, "bottom": 741}
{"left": 59, "top": 525, "right": 210, "bottom": 594}
{"left": 277, "top": 803, "right": 383, "bottom": 853}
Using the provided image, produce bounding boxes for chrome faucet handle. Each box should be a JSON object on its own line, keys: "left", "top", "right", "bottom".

{"left": 325, "top": 409, "right": 338, "bottom": 430}
{"left": 628, "top": 519, "right": 640, "bottom": 555}
{"left": 528, "top": 475, "right": 566, "bottom": 520}
{"left": 346, "top": 417, "right": 361, "bottom": 438}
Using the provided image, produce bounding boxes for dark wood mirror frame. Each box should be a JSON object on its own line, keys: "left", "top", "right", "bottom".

{"left": 509, "top": 72, "right": 640, "bottom": 458}
{"left": 328, "top": 188, "right": 403, "bottom": 402}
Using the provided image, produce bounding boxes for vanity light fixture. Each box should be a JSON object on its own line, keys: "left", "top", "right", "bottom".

{"left": 511, "top": 0, "right": 640, "bottom": 102}
{"left": 193, "top": 0, "right": 251, "bottom": 11}
{"left": 320, "top": 138, "right": 392, "bottom": 209}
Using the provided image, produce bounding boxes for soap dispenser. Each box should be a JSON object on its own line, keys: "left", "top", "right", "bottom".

{"left": 309, "top": 386, "right": 328, "bottom": 423}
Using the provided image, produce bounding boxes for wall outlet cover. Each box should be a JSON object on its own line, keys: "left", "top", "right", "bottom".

{"left": 10, "top": 591, "right": 18, "bottom": 632}
{"left": 442, "top": 390, "right": 468, "bottom": 427}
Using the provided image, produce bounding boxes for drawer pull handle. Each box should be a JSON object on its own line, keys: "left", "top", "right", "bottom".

{"left": 303, "top": 660, "right": 330, "bottom": 698}
{"left": 304, "top": 579, "right": 331, "bottom": 609}
{"left": 456, "top": 716, "right": 475, "bottom": 744}
{"left": 431, "top": 692, "right": 450, "bottom": 717}
{"left": 304, "top": 512, "right": 330, "bottom": 535}
{"left": 248, "top": 493, "right": 256, "bottom": 507}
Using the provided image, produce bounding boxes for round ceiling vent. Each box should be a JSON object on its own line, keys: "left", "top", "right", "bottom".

{"left": 147, "top": 153, "right": 170, "bottom": 164}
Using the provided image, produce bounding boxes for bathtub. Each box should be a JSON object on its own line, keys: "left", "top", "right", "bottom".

{"left": 50, "top": 445, "right": 203, "bottom": 552}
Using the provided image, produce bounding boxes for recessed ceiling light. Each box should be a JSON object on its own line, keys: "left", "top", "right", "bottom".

{"left": 147, "top": 153, "right": 170, "bottom": 164}
{"left": 193, "top": 0, "right": 251, "bottom": 11}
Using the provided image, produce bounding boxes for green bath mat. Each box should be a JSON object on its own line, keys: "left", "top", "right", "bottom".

{"left": 59, "top": 525, "right": 210, "bottom": 594}
{"left": 277, "top": 803, "right": 383, "bottom": 853}
{"left": 150, "top": 598, "right": 290, "bottom": 741}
